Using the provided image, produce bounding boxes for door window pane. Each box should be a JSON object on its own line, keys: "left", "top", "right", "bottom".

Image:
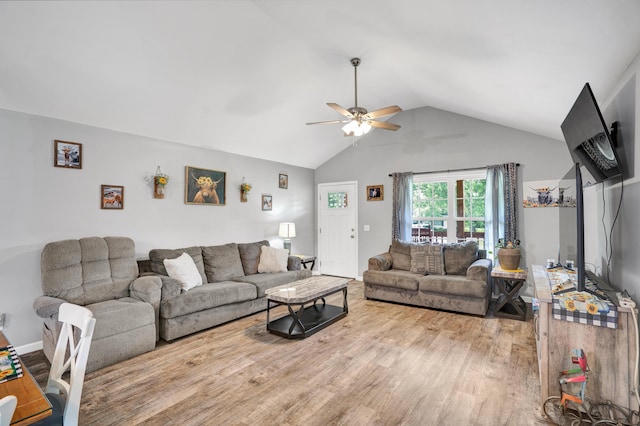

{"left": 328, "top": 192, "right": 348, "bottom": 208}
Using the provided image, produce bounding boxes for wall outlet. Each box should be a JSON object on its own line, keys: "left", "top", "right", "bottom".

{"left": 619, "top": 297, "right": 636, "bottom": 308}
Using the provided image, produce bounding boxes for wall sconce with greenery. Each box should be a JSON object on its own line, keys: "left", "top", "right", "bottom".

{"left": 154, "top": 166, "right": 169, "bottom": 199}
{"left": 240, "top": 178, "right": 252, "bottom": 203}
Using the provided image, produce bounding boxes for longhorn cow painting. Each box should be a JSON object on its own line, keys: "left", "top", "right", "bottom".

{"left": 185, "top": 166, "right": 226, "bottom": 206}
{"left": 523, "top": 179, "right": 576, "bottom": 208}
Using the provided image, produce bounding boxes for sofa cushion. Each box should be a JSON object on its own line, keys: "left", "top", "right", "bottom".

{"left": 419, "top": 274, "right": 487, "bottom": 299}
{"left": 443, "top": 240, "right": 478, "bottom": 275}
{"left": 202, "top": 243, "right": 245, "bottom": 283}
{"left": 163, "top": 252, "right": 203, "bottom": 291}
{"left": 160, "top": 281, "right": 257, "bottom": 319}
{"left": 389, "top": 240, "right": 412, "bottom": 271}
{"left": 410, "top": 243, "right": 445, "bottom": 275}
{"left": 149, "top": 247, "right": 207, "bottom": 285}
{"left": 236, "top": 269, "right": 312, "bottom": 297}
{"left": 238, "top": 240, "right": 270, "bottom": 275}
{"left": 87, "top": 297, "right": 155, "bottom": 340}
{"left": 258, "top": 246, "right": 289, "bottom": 273}
{"left": 361, "top": 269, "right": 420, "bottom": 291}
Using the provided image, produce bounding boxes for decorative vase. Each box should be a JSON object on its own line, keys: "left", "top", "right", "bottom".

{"left": 154, "top": 182, "right": 165, "bottom": 199}
{"left": 240, "top": 190, "right": 247, "bottom": 202}
{"left": 498, "top": 247, "right": 521, "bottom": 270}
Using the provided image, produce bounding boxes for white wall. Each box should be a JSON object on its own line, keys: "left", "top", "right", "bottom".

{"left": 315, "top": 105, "right": 574, "bottom": 295}
{"left": 587, "top": 52, "right": 639, "bottom": 298}
{"left": 0, "top": 108, "right": 315, "bottom": 348}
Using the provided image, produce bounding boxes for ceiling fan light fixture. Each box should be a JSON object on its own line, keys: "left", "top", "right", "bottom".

{"left": 342, "top": 120, "right": 371, "bottom": 136}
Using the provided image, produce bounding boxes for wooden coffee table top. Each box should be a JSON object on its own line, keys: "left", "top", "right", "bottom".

{"left": 265, "top": 276, "right": 348, "bottom": 304}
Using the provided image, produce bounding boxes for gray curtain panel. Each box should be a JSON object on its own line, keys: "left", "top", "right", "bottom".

{"left": 392, "top": 172, "right": 413, "bottom": 242}
{"left": 485, "top": 162, "right": 518, "bottom": 257}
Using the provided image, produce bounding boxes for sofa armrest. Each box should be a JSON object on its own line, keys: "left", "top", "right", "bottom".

{"left": 467, "top": 258, "right": 492, "bottom": 282}
{"left": 130, "top": 276, "right": 162, "bottom": 305}
{"left": 139, "top": 272, "right": 182, "bottom": 300}
{"left": 368, "top": 252, "right": 393, "bottom": 271}
{"left": 287, "top": 256, "right": 301, "bottom": 271}
{"left": 33, "top": 295, "right": 66, "bottom": 319}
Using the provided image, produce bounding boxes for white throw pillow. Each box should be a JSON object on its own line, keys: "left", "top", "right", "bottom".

{"left": 258, "top": 246, "right": 289, "bottom": 273}
{"left": 163, "top": 252, "right": 203, "bottom": 291}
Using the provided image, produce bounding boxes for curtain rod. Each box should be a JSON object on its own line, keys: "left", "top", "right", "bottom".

{"left": 388, "top": 163, "right": 520, "bottom": 177}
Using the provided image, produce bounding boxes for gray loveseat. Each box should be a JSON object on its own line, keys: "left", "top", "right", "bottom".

{"left": 146, "top": 240, "right": 312, "bottom": 341}
{"left": 363, "top": 240, "right": 492, "bottom": 316}
{"left": 34, "top": 237, "right": 161, "bottom": 372}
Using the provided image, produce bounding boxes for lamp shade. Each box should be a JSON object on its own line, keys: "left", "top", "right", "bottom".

{"left": 278, "top": 223, "right": 296, "bottom": 239}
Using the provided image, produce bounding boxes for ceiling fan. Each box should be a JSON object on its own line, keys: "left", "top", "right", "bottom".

{"left": 306, "top": 57, "right": 402, "bottom": 136}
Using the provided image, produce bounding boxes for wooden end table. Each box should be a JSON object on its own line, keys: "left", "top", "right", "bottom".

{"left": 293, "top": 255, "right": 316, "bottom": 270}
{"left": 492, "top": 266, "right": 528, "bottom": 321}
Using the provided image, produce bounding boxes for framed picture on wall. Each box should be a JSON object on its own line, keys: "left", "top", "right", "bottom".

{"left": 185, "top": 166, "right": 226, "bottom": 205}
{"left": 279, "top": 173, "right": 288, "bottom": 189}
{"left": 101, "top": 185, "right": 124, "bottom": 209}
{"left": 54, "top": 140, "right": 82, "bottom": 169}
{"left": 262, "top": 195, "right": 273, "bottom": 211}
{"left": 367, "top": 185, "right": 384, "bottom": 201}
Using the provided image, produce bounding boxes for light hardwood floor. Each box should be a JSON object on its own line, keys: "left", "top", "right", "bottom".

{"left": 23, "top": 281, "right": 549, "bottom": 425}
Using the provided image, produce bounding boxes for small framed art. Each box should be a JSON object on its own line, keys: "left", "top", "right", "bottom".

{"left": 367, "top": 185, "right": 384, "bottom": 201}
{"left": 262, "top": 195, "right": 273, "bottom": 211}
{"left": 185, "top": 166, "right": 226, "bottom": 205}
{"left": 54, "top": 140, "right": 82, "bottom": 169}
{"left": 279, "top": 173, "right": 288, "bottom": 189}
{"left": 101, "top": 185, "right": 124, "bottom": 209}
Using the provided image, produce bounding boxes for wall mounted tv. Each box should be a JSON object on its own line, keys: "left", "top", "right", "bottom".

{"left": 561, "top": 82, "right": 621, "bottom": 184}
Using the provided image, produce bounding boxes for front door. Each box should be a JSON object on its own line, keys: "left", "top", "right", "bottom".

{"left": 318, "top": 182, "right": 358, "bottom": 278}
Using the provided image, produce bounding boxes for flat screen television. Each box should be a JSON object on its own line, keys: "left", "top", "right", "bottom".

{"left": 561, "top": 82, "right": 621, "bottom": 184}
{"left": 557, "top": 163, "right": 587, "bottom": 292}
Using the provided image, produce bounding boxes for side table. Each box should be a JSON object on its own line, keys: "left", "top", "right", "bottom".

{"left": 492, "top": 266, "right": 528, "bottom": 320}
{"left": 294, "top": 255, "right": 316, "bottom": 270}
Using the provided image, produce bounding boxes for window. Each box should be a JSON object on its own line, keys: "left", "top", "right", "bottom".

{"left": 412, "top": 170, "right": 486, "bottom": 248}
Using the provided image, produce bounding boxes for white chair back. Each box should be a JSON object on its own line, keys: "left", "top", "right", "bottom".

{"left": 0, "top": 395, "right": 18, "bottom": 426}
{"left": 46, "top": 303, "right": 95, "bottom": 425}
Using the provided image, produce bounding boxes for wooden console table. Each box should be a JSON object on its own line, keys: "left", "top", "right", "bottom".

{"left": 532, "top": 264, "right": 638, "bottom": 411}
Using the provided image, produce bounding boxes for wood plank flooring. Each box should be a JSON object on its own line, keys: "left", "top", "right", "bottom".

{"left": 21, "top": 281, "right": 549, "bottom": 425}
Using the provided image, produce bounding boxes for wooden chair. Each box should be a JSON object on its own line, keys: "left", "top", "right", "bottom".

{"left": 0, "top": 395, "right": 18, "bottom": 426}
{"left": 33, "top": 303, "right": 96, "bottom": 426}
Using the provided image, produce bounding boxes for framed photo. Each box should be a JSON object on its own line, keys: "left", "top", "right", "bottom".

{"left": 185, "top": 166, "right": 226, "bottom": 205}
{"left": 54, "top": 140, "right": 82, "bottom": 169}
{"left": 262, "top": 195, "right": 273, "bottom": 211}
{"left": 279, "top": 173, "right": 288, "bottom": 189}
{"left": 101, "top": 185, "right": 124, "bottom": 209}
{"left": 367, "top": 185, "right": 384, "bottom": 201}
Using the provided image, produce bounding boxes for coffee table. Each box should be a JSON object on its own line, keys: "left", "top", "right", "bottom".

{"left": 265, "top": 276, "right": 349, "bottom": 338}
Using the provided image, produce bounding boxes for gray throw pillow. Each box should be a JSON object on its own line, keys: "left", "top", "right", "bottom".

{"left": 202, "top": 243, "right": 245, "bottom": 282}
{"left": 237, "top": 240, "right": 269, "bottom": 275}
{"left": 443, "top": 240, "right": 478, "bottom": 275}
{"left": 389, "top": 240, "right": 412, "bottom": 271}
{"left": 411, "top": 243, "right": 445, "bottom": 275}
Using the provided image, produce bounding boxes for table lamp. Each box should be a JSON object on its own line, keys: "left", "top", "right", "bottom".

{"left": 278, "top": 222, "right": 296, "bottom": 254}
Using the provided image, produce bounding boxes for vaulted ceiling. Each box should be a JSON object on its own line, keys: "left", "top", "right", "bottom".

{"left": 1, "top": 1, "right": 640, "bottom": 169}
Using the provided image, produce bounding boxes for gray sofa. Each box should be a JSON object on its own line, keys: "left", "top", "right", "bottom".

{"left": 363, "top": 240, "right": 492, "bottom": 316}
{"left": 34, "top": 237, "right": 161, "bottom": 373}
{"left": 146, "top": 240, "right": 312, "bottom": 341}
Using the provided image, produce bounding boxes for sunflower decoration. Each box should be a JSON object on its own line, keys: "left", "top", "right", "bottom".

{"left": 586, "top": 302, "right": 599, "bottom": 315}
{"left": 565, "top": 299, "right": 576, "bottom": 311}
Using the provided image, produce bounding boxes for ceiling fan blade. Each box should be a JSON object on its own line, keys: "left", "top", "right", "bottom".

{"left": 369, "top": 120, "right": 401, "bottom": 131}
{"left": 306, "top": 120, "right": 349, "bottom": 125}
{"left": 365, "top": 105, "right": 402, "bottom": 119}
{"left": 327, "top": 103, "right": 354, "bottom": 118}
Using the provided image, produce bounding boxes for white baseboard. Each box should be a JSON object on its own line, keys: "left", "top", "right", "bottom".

{"left": 15, "top": 340, "right": 43, "bottom": 355}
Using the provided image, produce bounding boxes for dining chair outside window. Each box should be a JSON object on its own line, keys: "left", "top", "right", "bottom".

{"left": 0, "top": 395, "right": 18, "bottom": 426}
{"left": 33, "top": 303, "right": 96, "bottom": 426}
